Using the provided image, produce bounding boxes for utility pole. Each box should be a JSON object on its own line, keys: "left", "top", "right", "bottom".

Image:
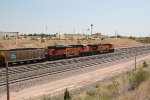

{"left": 90, "top": 24, "right": 93, "bottom": 35}
{"left": 4, "top": 53, "right": 10, "bottom": 100}
{"left": 135, "top": 48, "right": 137, "bottom": 70}
{"left": 59, "top": 25, "right": 61, "bottom": 42}
{"left": 115, "top": 29, "right": 116, "bottom": 38}
{"left": 6, "top": 61, "right": 10, "bottom": 100}
{"left": 148, "top": 33, "right": 150, "bottom": 43}
{"left": 73, "top": 28, "right": 75, "bottom": 34}
{"left": 46, "top": 26, "right": 47, "bottom": 34}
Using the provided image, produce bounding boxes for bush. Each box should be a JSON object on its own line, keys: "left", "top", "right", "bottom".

{"left": 95, "top": 84, "right": 100, "bottom": 88}
{"left": 42, "top": 94, "right": 51, "bottom": 100}
{"left": 143, "top": 61, "right": 148, "bottom": 68}
{"left": 107, "top": 80, "right": 119, "bottom": 97}
{"left": 129, "top": 68, "right": 149, "bottom": 90}
{"left": 64, "top": 88, "right": 71, "bottom": 100}
{"left": 86, "top": 88, "right": 97, "bottom": 97}
{"left": 101, "top": 37, "right": 105, "bottom": 40}
{"left": 101, "top": 92, "right": 111, "bottom": 100}
{"left": 84, "top": 95, "right": 94, "bottom": 100}
{"left": 30, "top": 37, "right": 38, "bottom": 41}
{"left": 117, "top": 35, "right": 122, "bottom": 38}
{"left": 77, "top": 40, "right": 81, "bottom": 45}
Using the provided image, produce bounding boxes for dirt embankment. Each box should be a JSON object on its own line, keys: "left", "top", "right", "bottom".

{"left": 0, "top": 38, "right": 142, "bottom": 50}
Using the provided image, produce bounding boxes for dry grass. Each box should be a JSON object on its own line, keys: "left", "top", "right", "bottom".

{"left": 71, "top": 66, "right": 150, "bottom": 100}
{"left": 0, "top": 38, "right": 141, "bottom": 50}
{"left": 118, "top": 79, "right": 150, "bottom": 100}
{"left": 118, "top": 66, "right": 150, "bottom": 100}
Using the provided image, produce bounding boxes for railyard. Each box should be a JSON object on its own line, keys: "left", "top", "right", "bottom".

{"left": 0, "top": 44, "right": 150, "bottom": 99}
{"left": 1, "top": 1, "right": 150, "bottom": 100}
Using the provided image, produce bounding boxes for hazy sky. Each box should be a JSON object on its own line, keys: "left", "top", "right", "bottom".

{"left": 0, "top": 0, "right": 150, "bottom": 36}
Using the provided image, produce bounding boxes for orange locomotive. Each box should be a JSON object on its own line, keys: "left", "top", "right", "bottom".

{"left": 47, "top": 43, "right": 114, "bottom": 60}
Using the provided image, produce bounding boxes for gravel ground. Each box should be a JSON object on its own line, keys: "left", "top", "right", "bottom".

{"left": 0, "top": 53, "right": 150, "bottom": 100}
{"left": 0, "top": 45, "right": 150, "bottom": 100}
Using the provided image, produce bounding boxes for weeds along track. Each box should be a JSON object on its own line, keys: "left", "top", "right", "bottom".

{"left": 0, "top": 45, "right": 150, "bottom": 87}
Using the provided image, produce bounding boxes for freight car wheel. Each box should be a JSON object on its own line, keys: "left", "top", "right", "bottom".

{"left": 36, "top": 59, "right": 45, "bottom": 62}
{"left": 8, "top": 62, "right": 13, "bottom": 66}
{"left": 17, "top": 62, "right": 21, "bottom": 65}
{"left": 26, "top": 60, "right": 33, "bottom": 64}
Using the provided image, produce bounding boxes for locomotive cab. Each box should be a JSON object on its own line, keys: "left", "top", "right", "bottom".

{"left": 108, "top": 44, "right": 114, "bottom": 52}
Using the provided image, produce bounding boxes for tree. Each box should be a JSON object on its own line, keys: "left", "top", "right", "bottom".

{"left": 23, "top": 34, "right": 27, "bottom": 36}
{"left": 33, "top": 33, "right": 37, "bottom": 36}
{"left": 129, "top": 36, "right": 135, "bottom": 40}
{"left": 28, "top": 33, "right": 33, "bottom": 36}
{"left": 40, "top": 33, "right": 45, "bottom": 42}
{"left": 64, "top": 88, "right": 71, "bottom": 100}
{"left": 129, "top": 68, "right": 148, "bottom": 90}
{"left": 143, "top": 61, "right": 148, "bottom": 68}
{"left": 117, "top": 35, "right": 122, "bottom": 38}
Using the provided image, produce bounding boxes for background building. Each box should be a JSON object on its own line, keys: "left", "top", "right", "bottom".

{"left": 56, "top": 33, "right": 102, "bottom": 40}
{"left": 0, "top": 32, "right": 19, "bottom": 39}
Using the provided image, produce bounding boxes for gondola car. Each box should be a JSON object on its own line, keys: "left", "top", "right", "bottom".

{"left": 0, "top": 51, "right": 5, "bottom": 67}
{"left": 0, "top": 48, "right": 45, "bottom": 66}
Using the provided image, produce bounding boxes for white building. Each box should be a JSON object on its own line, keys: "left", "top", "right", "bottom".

{"left": 55, "top": 33, "right": 102, "bottom": 40}
{"left": 0, "top": 32, "right": 19, "bottom": 39}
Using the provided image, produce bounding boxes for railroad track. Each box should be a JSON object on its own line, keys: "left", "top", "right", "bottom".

{"left": 0, "top": 61, "right": 109, "bottom": 86}
{"left": 0, "top": 47, "right": 143, "bottom": 75}
{"left": 0, "top": 45, "right": 150, "bottom": 87}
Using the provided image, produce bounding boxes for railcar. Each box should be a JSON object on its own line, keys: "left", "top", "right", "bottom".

{"left": 0, "top": 51, "right": 5, "bottom": 67}
{"left": 76, "top": 43, "right": 114, "bottom": 56}
{"left": 66, "top": 46, "right": 79, "bottom": 58}
{"left": 53, "top": 46, "right": 68, "bottom": 59}
{"left": 69, "top": 45, "right": 84, "bottom": 56}
{"left": 79, "top": 45, "right": 93, "bottom": 56}
{"left": 47, "top": 46, "right": 56, "bottom": 60}
{"left": 107, "top": 44, "right": 114, "bottom": 52}
{"left": 47, "top": 45, "right": 80, "bottom": 60}
{"left": 0, "top": 48, "right": 45, "bottom": 67}
{"left": 96, "top": 44, "right": 114, "bottom": 53}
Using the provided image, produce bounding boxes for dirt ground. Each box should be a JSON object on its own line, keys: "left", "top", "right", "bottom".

{"left": 0, "top": 53, "right": 150, "bottom": 100}
{"left": 0, "top": 38, "right": 141, "bottom": 50}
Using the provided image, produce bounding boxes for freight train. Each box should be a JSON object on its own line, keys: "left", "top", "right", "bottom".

{"left": 0, "top": 43, "right": 114, "bottom": 67}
